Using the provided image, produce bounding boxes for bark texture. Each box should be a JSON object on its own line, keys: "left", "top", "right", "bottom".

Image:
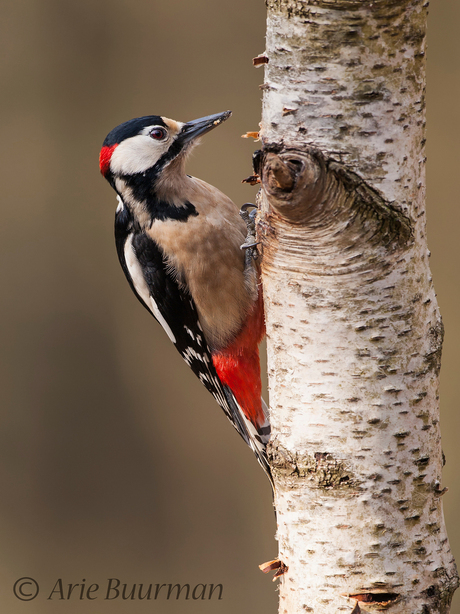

{"left": 257, "top": 1, "right": 459, "bottom": 612}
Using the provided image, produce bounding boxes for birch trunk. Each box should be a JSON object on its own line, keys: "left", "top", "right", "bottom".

{"left": 256, "top": 1, "right": 459, "bottom": 612}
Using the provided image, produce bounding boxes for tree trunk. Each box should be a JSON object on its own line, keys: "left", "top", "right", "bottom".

{"left": 256, "top": 1, "right": 459, "bottom": 612}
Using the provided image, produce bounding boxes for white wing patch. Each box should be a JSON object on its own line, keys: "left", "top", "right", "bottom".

{"left": 124, "top": 234, "right": 177, "bottom": 344}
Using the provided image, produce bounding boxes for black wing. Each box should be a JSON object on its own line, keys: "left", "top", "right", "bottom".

{"left": 114, "top": 204, "right": 271, "bottom": 480}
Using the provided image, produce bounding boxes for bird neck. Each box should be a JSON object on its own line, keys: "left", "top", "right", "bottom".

{"left": 115, "top": 159, "right": 198, "bottom": 227}
{"left": 153, "top": 155, "right": 190, "bottom": 204}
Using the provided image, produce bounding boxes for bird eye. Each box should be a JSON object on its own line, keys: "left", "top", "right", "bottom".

{"left": 149, "top": 127, "right": 167, "bottom": 141}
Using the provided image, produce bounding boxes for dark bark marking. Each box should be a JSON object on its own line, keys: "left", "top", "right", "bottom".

{"left": 268, "top": 442, "right": 357, "bottom": 488}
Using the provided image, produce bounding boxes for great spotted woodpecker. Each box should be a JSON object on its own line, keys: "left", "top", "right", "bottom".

{"left": 99, "top": 111, "right": 271, "bottom": 481}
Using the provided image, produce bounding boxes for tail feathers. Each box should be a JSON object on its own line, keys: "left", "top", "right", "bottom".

{"left": 223, "top": 386, "right": 273, "bottom": 487}
{"left": 259, "top": 398, "right": 271, "bottom": 445}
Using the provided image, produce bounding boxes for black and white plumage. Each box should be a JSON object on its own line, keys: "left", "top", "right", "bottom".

{"left": 100, "top": 111, "right": 271, "bottom": 482}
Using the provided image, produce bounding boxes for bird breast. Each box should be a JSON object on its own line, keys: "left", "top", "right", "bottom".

{"left": 146, "top": 176, "right": 257, "bottom": 351}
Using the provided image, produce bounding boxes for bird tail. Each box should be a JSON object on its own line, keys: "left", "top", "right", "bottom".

{"left": 222, "top": 386, "right": 273, "bottom": 488}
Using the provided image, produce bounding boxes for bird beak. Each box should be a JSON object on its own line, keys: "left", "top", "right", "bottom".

{"left": 178, "top": 111, "right": 232, "bottom": 145}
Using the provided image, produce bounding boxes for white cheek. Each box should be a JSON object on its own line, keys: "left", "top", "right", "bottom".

{"left": 110, "top": 136, "right": 169, "bottom": 175}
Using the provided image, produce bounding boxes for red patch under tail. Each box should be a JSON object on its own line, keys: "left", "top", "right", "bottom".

{"left": 212, "top": 286, "right": 265, "bottom": 429}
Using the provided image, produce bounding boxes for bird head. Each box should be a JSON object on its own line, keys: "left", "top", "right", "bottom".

{"left": 99, "top": 111, "right": 232, "bottom": 182}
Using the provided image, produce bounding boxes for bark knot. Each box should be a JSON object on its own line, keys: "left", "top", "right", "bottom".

{"left": 255, "top": 145, "right": 413, "bottom": 254}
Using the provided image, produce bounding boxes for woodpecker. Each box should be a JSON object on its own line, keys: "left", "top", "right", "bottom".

{"left": 99, "top": 111, "right": 271, "bottom": 481}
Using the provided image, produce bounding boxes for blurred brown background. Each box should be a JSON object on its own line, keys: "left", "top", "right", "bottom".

{"left": 0, "top": 1, "right": 458, "bottom": 612}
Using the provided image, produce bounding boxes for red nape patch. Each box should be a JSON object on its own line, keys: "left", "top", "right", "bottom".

{"left": 99, "top": 144, "right": 118, "bottom": 176}
{"left": 212, "top": 287, "right": 266, "bottom": 429}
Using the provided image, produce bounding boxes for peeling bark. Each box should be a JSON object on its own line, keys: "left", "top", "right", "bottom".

{"left": 257, "top": 1, "right": 459, "bottom": 612}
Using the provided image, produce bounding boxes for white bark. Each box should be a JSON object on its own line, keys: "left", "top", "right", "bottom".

{"left": 256, "top": 1, "right": 459, "bottom": 612}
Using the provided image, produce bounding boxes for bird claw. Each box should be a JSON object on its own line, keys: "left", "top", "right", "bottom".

{"left": 259, "top": 558, "right": 288, "bottom": 581}
{"left": 241, "top": 241, "right": 258, "bottom": 249}
{"left": 239, "top": 203, "right": 259, "bottom": 260}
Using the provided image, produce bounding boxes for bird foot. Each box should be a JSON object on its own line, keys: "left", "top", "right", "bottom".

{"left": 259, "top": 558, "right": 288, "bottom": 581}
{"left": 239, "top": 203, "right": 259, "bottom": 261}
